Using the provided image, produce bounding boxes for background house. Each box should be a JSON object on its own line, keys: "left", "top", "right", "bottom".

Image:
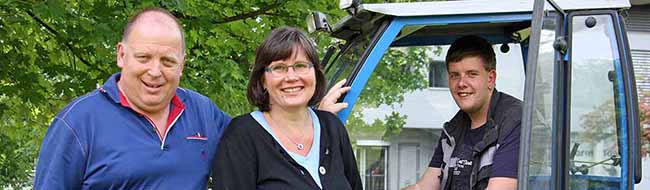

{"left": 629, "top": 1, "right": 650, "bottom": 189}
{"left": 629, "top": 3, "right": 650, "bottom": 104}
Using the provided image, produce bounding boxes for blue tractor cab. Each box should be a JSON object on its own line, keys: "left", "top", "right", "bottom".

{"left": 309, "top": 0, "right": 643, "bottom": 189}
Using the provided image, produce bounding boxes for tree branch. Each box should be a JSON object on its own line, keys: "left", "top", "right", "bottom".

{"left": 262, "top": 12, "right": 294, "bottom": 21}
{"left": 262, "top": 12, "right": 282, "bottom": 17}
{"left": 213, "top": 1, "right": 286, "bottom": 24}
{"left": 26, "top": 10, "right": 93, "bottom": 67}
{"left": 221, "top": 27, "right": 246, "bottom": 41}
{"left": 172, "top": 1, "right": 286, "bottom": 24}
{"left": 171, "top": 1, "right": 287, "bottom": 25}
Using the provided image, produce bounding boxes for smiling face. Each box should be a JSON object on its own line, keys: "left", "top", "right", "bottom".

{"left": 116, "top": 12, "right": 184, "bottom": 115}
{"left": 263, "top": 46, "right": 316, "bottom": 111}
{"left": 448, "top": 56, "right": 496, "bottom": 115}
{"left": 247, "top": 27, "right": 325, "bottom": 112}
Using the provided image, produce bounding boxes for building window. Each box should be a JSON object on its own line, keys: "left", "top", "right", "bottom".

{"left": 429, "top": 61, "right": 448, "bottom": 88}
{"left": 357, "top": 140, "right": 389, "bottom": 190}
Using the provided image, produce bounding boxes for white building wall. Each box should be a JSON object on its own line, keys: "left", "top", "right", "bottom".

{"left": 628, "top": 3, "right": 650, "bottom": 189}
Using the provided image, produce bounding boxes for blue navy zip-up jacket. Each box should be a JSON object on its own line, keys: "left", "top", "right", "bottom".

{"left": 34, "top": 73, "right": 231, "bottom": 190}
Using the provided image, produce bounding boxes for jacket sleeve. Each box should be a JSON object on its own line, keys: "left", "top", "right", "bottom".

{"left": 335, "top": 117, "right": 363, "bottom": 190}
{"left": 34, "top": 117, "right": 86, "bottom": 190}
{"left": 211, "top": 118, "right": 257, "bottom": 190}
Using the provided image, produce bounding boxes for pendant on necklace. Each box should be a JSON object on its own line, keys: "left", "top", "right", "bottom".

{"left": 297, "top": 144, "right": 304, "bottom": 150}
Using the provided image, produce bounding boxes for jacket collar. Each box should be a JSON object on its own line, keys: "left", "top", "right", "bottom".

{"left": 486, "top": 88, "right": 501, "bottom": 120}
{"left": 99, "top": 72, "right": 124, "bottom": 104}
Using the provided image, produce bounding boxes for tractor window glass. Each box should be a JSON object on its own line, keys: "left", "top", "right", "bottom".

{"left": 344, "top": 45, "right": 439, "bottom": 190}
{"left": 324, "top": 21, "right": 386, "bottom": 89}
{"left": 526, "top": 12, "right": 560, "bottom": 188}
{"left": 568, "top": 14, "right": 622, "bottom": 188}
{"left": 344, "top": 25, "right": 525, "bottom": 189}
{"left": 325, "top": 38, "right": 371, "bottom": 88}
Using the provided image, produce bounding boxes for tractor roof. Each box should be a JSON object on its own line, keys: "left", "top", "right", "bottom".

{"left": 331, "top": 0, "right": 630, "bottom": 40}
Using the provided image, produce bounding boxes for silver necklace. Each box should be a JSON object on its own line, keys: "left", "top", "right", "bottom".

{"left": 266, "top": 112, "right": 309, "bottom": 150}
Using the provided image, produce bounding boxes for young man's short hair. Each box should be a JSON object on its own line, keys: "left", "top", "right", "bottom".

{"left": 445, "top": 35, "right": 496, "bottom": 71}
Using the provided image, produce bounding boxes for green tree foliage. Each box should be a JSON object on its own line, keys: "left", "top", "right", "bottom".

{"left": 639, "top": 101, "right": 650, "bottom": 155}
{"left": 347, "top": 47, "right": 433, "bottom": 140}
{"left": 0, "top": 0, "right": 346, "bottom": 187}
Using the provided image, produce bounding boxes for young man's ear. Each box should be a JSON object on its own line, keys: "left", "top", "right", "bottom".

{"left": 488, "top": 69, "right": 497, "bottom": 88}
{"left": 116, "top": 42, "right": 125, "bottom": 68}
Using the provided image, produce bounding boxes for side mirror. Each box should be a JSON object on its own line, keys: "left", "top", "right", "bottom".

{"left": 306, "top": 12, "right": 331, "bottom": 33}
{"left": 339, "top": 0, "right": 360, "bottom": 9}
{"left": 339, "top": 0, "right": 361, "bottom": 15}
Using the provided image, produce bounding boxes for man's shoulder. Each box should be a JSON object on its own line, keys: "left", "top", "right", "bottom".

{"left": 444, "top": 110, "right": 469, "bottom": 132}
{"left": 176, "top": 87, "right": 231, "bottom": 126}
{"left": 56, "top": 89, "right": 109, "bottom": 120}
{"left": 494, "top": 92, "right": 523, "bottom": 118}
{"left": 176, "top": 87, "right": 215, "bottom": 106}
{"left": 496, "top": 92, "right": 523, "bottom": 109}
{"left": 175, "top": 88, "right": 229, "bottom": 114}
{"left": 491, "top": 92, "right": 522, "bottom": 136}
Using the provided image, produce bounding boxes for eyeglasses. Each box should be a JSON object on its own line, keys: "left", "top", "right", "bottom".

{"left": 265, "top": 63, "right": 314, "bottom": 76}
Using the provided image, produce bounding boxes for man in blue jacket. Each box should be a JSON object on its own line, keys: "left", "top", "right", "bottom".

{"left": 34, "top": 8, "right": 349, "bottom": 189}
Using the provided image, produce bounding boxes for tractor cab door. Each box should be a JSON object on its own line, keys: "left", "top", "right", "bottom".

{"left": 519, "top": 0, "right": 642, "bottom": 189}
{"left": 323, "top": 6, "right": 531, "bottom": 189}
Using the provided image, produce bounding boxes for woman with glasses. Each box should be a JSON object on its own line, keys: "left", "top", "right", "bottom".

{"left": 211, "top": 27, "right": 362, "bottom": 190}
